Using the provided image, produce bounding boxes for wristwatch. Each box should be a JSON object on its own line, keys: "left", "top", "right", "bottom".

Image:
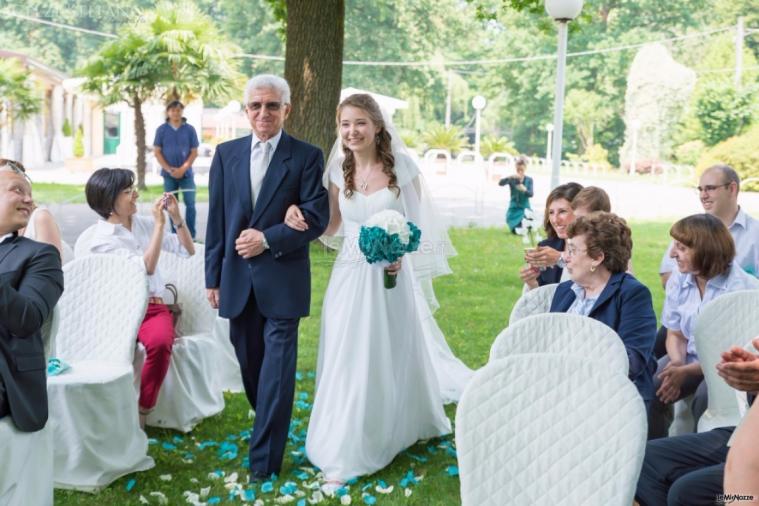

{"left": 262, "top": 234, "right": 270, "bottom": 250}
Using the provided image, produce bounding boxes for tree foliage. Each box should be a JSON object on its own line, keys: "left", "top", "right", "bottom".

{"left": 79, "top": 1, "right": 242, "bottom": 187}
{"left": 0, "top": 57, "right": 41, "bottom": 119}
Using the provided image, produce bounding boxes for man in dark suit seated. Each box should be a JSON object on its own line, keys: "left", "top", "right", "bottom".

{"left": 0, "top": 160, "right": 64, "bottom": 503}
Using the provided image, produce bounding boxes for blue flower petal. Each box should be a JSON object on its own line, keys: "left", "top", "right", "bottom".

{"left": 125, "top": 478, "right": 136, "bottom": 492}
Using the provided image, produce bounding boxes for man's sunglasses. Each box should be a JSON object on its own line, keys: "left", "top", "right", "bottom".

{"left": 247, "top": 101, "right": 283, "bottom": 112}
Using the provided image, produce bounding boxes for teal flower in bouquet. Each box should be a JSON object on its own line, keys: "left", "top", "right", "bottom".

{"left": 359, "top": 210, "right": 421, "bottom": 288}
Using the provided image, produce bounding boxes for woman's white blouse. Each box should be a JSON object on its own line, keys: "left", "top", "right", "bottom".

{"left": 81, "top": 215, "right": 189, "bottom": 298}
{"left": 662, "top": 263, "right": 759, "bottom": 363}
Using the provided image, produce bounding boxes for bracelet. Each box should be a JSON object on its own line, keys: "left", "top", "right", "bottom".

{"left": 174, "top": 219, "right": 185, "bottom": 230}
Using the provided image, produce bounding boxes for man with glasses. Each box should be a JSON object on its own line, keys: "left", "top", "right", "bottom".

{"left": 204, "top": 75, "right": 329, "bottom": 482}
{"left": 660, "top": 165, "right": 759, "bottom": 287}
{"left": 0, "top": 159, "right": 64, "bottom": 504}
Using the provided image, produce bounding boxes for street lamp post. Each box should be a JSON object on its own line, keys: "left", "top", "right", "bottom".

{"left": 545, "top": 123, "right": 554, "bottom": 165}
{"left": 472, "top": 95, "right": 487, "bottom": 156}
{"left": 545, "top": 0, "right": 584, "bottom": 189}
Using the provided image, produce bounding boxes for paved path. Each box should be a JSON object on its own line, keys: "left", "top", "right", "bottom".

{"left": 32, "top": 164, "right": 759, "bottom": 246}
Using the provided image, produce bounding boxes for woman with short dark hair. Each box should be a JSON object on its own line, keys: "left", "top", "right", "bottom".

{"left": 549, "top": 212, "right": 657, "bottom": 405}
{"left": 649, "top": 213, "right": 759, "bottom": 438}
{"left": 81, "top": 167, "right": 195, "bottom": 427}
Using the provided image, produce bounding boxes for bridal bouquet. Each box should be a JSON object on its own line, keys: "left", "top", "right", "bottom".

{"left": 515, "top": 208, "right": 542, "bottom": 248}
{"left": 359, "top": 210, "right": 421, "bottom": 289}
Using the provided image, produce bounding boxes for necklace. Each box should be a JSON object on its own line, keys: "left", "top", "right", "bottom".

{"left": 357, "top": 166, "right": 377, "bottom": 192}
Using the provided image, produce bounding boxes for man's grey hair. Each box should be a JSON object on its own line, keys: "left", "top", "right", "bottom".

{"left": 243, "top": 75, "right": 291, "bottom": 105}
{"left": 706, "top": 163, "right": 741, "bottom": 192}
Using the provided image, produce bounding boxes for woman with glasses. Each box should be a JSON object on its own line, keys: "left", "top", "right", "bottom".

{"left": 549, "top": 211, "right": 657, "bottom": 407}
{"left": 0, "top": 159, "right": 72, "bottom": 263}
{"left": 649, "top": 213, "right": 759, "bottom": 439}
{"left": 80, "top": 168, "right": 195, "bottom": 428}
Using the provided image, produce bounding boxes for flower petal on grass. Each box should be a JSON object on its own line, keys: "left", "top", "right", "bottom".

{"left": 159, "top": 474, "right": 172, "bottom": 481}
{"left": 125, "top": 478, "right": 136, "bottom": 492}
{"left": 149, "top": 491, "right": 169, "bottom": 505}
{"left": 446, "top": 466, "right": 459, "bottom": 476}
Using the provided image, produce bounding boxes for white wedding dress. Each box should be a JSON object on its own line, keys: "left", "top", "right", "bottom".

{"left": 305, "top": 184, "right": 455, "bottom": 481}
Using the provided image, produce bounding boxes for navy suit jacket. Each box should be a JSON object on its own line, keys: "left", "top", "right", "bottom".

{"left": 0, "top": 235, "right": 63, "bottom": 431}
{"left": 205, "top": 131, "right": 329, "bottom": 320}
{"left": 549, "top": 271, "right": 657, "bottom": 401}
{"left": 537, "top": 236, "right": 565, "bottom": 286}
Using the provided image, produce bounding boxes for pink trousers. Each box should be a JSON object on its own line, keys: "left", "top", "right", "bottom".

{"left": 136, "top": 303, "right": 175, "bottom": 410}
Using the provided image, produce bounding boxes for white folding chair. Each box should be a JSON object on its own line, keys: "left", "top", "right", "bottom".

{"left": 144, "top": 243, "right": 226, "bottom": 431}
{"left": 508, "top": 283, "right": 558, "bottom": 325}
{"left": 47, "top": 255, "right": 154, "bottom": 491}
{"left": 694, "top": 289, "right": 759, "bottom": 432}
{"left": 0, "top": 419, "right": 53, "bottom": 506}
{"left": 456, "top": 354, "right": 646, "bottom": 506}
{"left": 490, "top": 313, "right": 630, "bottom": 376}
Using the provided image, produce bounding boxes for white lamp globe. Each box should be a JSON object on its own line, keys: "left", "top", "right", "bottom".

{"left": 472, "top": 95, "right": 487, "bottom": 110}
{"left": 545, "top": 0, "right": 584, "bottom": 21}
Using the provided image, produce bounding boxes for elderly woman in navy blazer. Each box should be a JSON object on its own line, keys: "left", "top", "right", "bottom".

{"left": 549, "top": 212, "right": 657, "bottom": 408}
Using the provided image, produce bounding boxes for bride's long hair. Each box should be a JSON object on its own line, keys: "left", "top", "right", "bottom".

{"left": 336, "top": 94, "right": 398, "bottom": 198}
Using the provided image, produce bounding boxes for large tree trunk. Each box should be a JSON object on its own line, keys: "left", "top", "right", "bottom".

{"left": 133, "top": 92, "right": 147, "bottom": 189}
{"left": 284, "top": 0, "right": 344, "bottom": 156}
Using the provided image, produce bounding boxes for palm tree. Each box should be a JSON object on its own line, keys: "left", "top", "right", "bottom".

{"left": 79, "top": 2, "right": 242, "bottom": 189}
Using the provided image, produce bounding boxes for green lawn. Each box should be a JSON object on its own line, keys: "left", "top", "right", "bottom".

{"left": 31, "top": 183, "right": 210, "bottom": 205}
{"left": 54, "top": 223, "right": 672, "bottom": 506}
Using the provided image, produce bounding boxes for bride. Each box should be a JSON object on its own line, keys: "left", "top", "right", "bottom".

{"left": 284, "top": 93, "right": 472, "bottom": 489}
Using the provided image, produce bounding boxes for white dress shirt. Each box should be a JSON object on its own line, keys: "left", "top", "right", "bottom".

{"left": 250, "top": 130, "right": 283, "bottom": 210}
{"left": 81, "top": 215, "right": 190, "bottom": 298}
{"left": 660, "top": 208, "right": 759, "bottom": 276}
{"left": 662, "top": 263, "right": 759, "bottom": 363}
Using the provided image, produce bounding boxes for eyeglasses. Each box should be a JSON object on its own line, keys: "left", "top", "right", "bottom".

{"left": 247, "top": 101, "right": 283, "bottom": 112}
{"left": 565, "top": 246, "right": 588, "bottom": 257}
{"left": 696, "top": 183, "right": 731, "bottom": 194}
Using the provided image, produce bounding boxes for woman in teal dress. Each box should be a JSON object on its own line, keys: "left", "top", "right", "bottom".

{"left": 499, "top": 157, "right": 533, "bottom": 233}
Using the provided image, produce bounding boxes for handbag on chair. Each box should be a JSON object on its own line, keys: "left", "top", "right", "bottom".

{"left": 164, "top": 283, "right": 182, "bottom": 334}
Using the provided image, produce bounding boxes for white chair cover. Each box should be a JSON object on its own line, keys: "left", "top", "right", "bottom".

{"left": 72, "top": 224, "right": 97, "bottom": 259}
{"left": 0, "top": 419, "right": 53, "bottom": 506}
{"left": 509, "top": 284, "right": 558, "bottom": 325}
{"left": 456, "top": 354, "right": 646, "bottom": 506}
{"left": 490, "top": 313, "right": 630, "bottom": 376}
{"left": 47, "top": 255, "right": 154, "bottom": 491}
{"left": 694, "top": 289, "right": 759, "bottom": 432}
{"left": 145, "top": 243, "right": 226, "bottom": 431}
{"left": 669, "top": 395, "right": 696, "bottom": 437}
{"left": 41, "top": 305, "right": 59, "bottom": 360}
{"left": 212, "top": 316, "right": 244, "bottom": 393}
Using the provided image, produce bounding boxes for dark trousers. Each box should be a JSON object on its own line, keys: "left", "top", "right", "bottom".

{"left": 635, "top": 427, "right": 733, "bottom": 506}
{"left": 230, "top": 292, "right": 299, "bottom": 476}
{"left": 654, "top": 325, "right": 668, "bottom": 359}
{"left": 649, "top": 355, "right": 705, "bottom": 439}
{"left": 162, "top": 175, "right": 197, "bottom": 238}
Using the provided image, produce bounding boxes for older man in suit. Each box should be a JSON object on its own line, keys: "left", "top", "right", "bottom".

{"left": 0, "top": 160, "right": 64, "bottom": 504}
{"left": 205, "top": 75, "right": 329, "bottom": 480}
